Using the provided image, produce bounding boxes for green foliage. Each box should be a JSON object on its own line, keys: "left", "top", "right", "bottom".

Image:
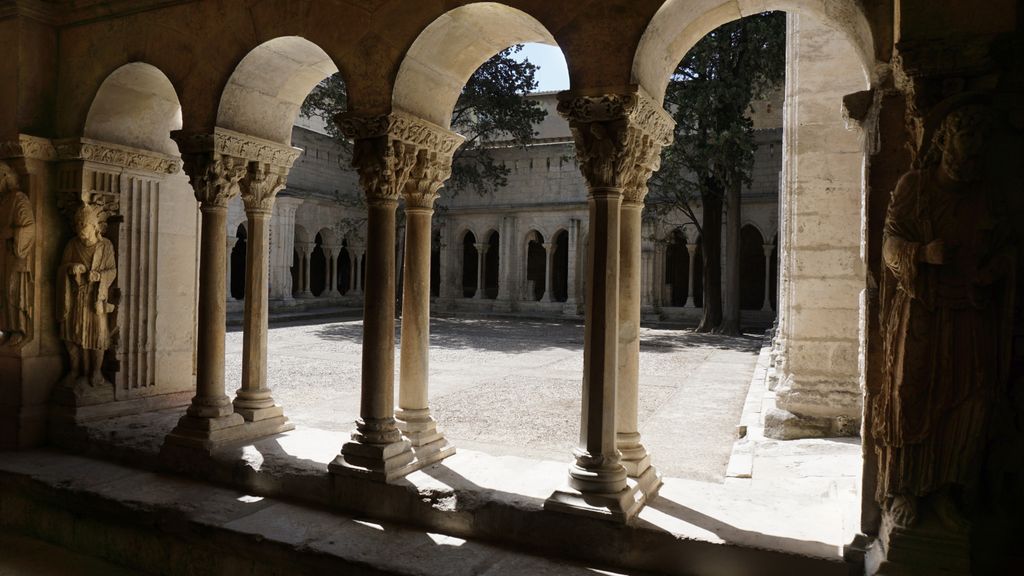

{"left": 648, "top": 12, "right": 786, "bottom": 230}
{"left": 299, "top": 45, "right": 547, "bottom": 197}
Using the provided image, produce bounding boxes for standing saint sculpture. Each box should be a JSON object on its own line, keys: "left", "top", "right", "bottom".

{"left": 873, "top": 102, "right": 1015, "bottom": 530}
{"left": 59, "top": 204, "right": 117, "bottom": 387}
{"left": 0, "top": 161, "right": 35, "bottom": 347}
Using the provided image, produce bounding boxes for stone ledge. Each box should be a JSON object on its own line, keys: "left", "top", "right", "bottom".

{"left": 38, "top": 410, "right": 852, "bottom": 576}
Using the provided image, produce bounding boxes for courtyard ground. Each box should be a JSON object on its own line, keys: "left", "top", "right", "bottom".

{"left": 226, "top": 316, "right": 762, "bottom": 482}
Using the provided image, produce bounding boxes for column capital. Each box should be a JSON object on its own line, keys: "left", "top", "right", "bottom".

{"left": 179, "top": 153, "right": 246, "bottom": 208}
{"left": 762, "top": 243, "right": 775, "bottom": 257}
{"left": 543, "top": 242, "right": 556, "bottom": 251}
{"left": 686, "top": 242, "right": 698, "bottom": 255}
{"left": 335, "top": 111, "right": 464, "bottom": 207}
{"left": 240, "top": 162, "right": 288, "bottom": 214}
{"left": 556, "top": 87, "right": 674, "bottom": 202}
{"left": 474, "top": 243, "right": 489, "bottom": 254}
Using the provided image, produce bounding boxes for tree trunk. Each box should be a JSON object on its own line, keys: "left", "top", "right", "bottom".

{"left": 696, "top": 191, "right": 723, "bottom": 333}
{"left": 717, "top": 178, "right": 741, "bottom": 335}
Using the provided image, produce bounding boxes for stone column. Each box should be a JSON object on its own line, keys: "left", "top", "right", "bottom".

{"left": 225, "top": 237, "right": 234, "bottom": 302}
{"left": 562, "top": 218, "right": 580, "bottom": 315}
{"left": 545, "top": 89, "right": 673, "bottom": 522}
{"left": 163, "top": 150, "right": 248, "bottom": 451}
{"left": 349, "top": 250, "right": 360, "bottom": 294}
{"left": 233, "top": 162, "right": 292, "bottom": 435}
{"left": 329, "top": 112, "right": 462, "bottom": 482}
{"left": 541, "top": 242, "right": 555, "bottom": 302}
{"left": 397, "top": 139, "right": 461, "bottom": 468}
{"left": 685, "top": 243, "right": 698, "bottom": 308}
{"left": 761, "top": 243, "right": 774, "bottom": 312}
{"left": 474, "top": 243, "right": 487, "bottom": 299}
{"left": 269, "top": 197, "right": 301, "bottom": 303}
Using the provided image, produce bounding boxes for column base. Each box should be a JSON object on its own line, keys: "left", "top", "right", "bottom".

{"left": 162, "top": 412, "right": 247, "bottom": 453}
{"left": 545, "top": 476, "right": 645, "bottom": 523}
{"left": 562, "top": 299, "right": 580, "bottom": 316}
{"left": 763, "top": 407, "right": 859, "bottom": 440}
{"left": 234, "top": 402, "right": 285, "bottom": 423}
{"left": 865, "top": 511, "right": 971, "bottom": 575}
{"left": 328, "top": 438, "right": 417, "bottom": 483}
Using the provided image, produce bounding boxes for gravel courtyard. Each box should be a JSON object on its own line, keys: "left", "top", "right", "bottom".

{"left": 226, "top": 317, "right": 762, "bottom": 482}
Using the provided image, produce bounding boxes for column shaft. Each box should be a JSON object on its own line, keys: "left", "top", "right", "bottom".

{"left": 616, "top": 201, "right": 651, "bottom": 477}
{"left": 235, "top": 210, "right": 277, "bottom": 419}
{"left": 192, "top": 205, "right": 233, "bottom": 417}
{"left": 762, "top": 245, "right": 773, "bottom": 312}
{"left": 685, "top": 244, "right": 697, "bottom": 308}
{"left": 542, "top": 242, "right": 555, "bottom": 302}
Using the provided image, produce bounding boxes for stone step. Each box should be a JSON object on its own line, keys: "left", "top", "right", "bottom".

{"left": 0, "top": 451, "right": 633, "bottom": 576}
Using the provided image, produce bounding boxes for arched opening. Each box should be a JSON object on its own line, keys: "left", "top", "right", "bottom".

{"left": 310, "top": 232, "right": 327, "bottom": 297}
{"left": 484, "top": 231, "right": 500, "bottom": 300}
{"left": 552, "top": 230, "right": 569, "bottom": 302}
{"left": 430, "top": 230, "right": 441, "bottom": 298}
{"left": 525, "top": 230, "right": 546, "bottom": 301}
{"left": 230, "top": 224, "right": 247, "bottom": 300}
{"left": 462, "top": 231, "right": 478, "bottom": 298}
{"left": 291, "top": 249, "right": 301, "bottom": 298}
{"left": 740, "top": 225, "right": 766, "bottom": 310}
{"left": 82, "top": 62, "right": 194, "bottom": 394}
{"left": 665, "top": 228, "right": 690, "bottom": 307}
{"left": 770, "top": 233, "right": 779, "bottom": 311}
{"left": 337, "top": 239, "right": 351, "bottom": 296}
{"left": 693, "top": 236, "right": 704, "bottom": 308}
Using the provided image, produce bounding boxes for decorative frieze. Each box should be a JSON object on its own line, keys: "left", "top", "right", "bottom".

{"left": 0, "top": 135, "right": 57, "bottom": 161}
{"left": 173, "top": 128, "right": 302, "bottom": 170}
{"left": 55, "top": 138, "right": 180, "bottom": 175}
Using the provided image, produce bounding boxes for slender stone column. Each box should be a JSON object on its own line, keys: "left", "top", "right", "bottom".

{"left": 474, "top": 243, "right": 487, "bottom": 299}
{"left": 225, "top": 237, "right": 235, "bottom": 302}
{"left": 685, "top": 243, "right": 698, "bottom": 308}
{"left": 163, "top": 151, "right": 248, "bottom": 451}
{"left": 545, "top": 89, "right": 674, "bottom": 522}
{"left": 762, "top": 243, "right": 774, "bottom": 312}
{"left": 563, "top": 218, "right": 581, "bottom": 315}
{"left": 541, "top": 242, "right": 555, "bottom": 302}
{"left": 349, "top": 250, "right": 359, "bottom": 294}
{"left": 234, "top": 162, "right": 292, "bottom": 434}
{"left": 329, "top": 111, "right": 462, "bottom": 482}
{"left": 397, "top": 143, "right": 461, "bottom": 467}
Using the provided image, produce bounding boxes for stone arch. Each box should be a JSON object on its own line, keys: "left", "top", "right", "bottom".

{"left": 392, "top": 2, "right": 564, "bottom": 128}
{"left": 524, "top": 229, "right": 546, "bottom": 301}
{"left": 631, "top": 0, "right": 877, "bottom": 103}
{"left": 430, "top": 229, "right": 442, "bottom": 299}
{"left": 337, "top": 237, "right": 352, "bottom": 297}
{"left": 310, "top": 229, "right": 332, "bottom": 297}
{"left": 85, "top": 62, "right": 184, "bottom": 155}
{"left": 217, "top": 36, "right": 341, "bottom": 145}
{"left": 665, "top": 227, "right": 690, "bottom": 307}
{"left": 484, "top": 230, "right": 500, "bottom": 300}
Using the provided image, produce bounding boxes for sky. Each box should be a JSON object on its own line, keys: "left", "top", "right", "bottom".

{"left": 516, "top": 43, "right": 570, "bottom": 93}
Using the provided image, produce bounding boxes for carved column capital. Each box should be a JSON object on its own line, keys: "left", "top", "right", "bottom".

{"left": 557, "top": 88, "right": 674, "bottom": 202}
{"left": 336, "top": 111, "right": 464, "bottom": 207}
{"left": 240, "top": 162, "right": 288, "bottom": 214}
{"left": 178, "top": 153, "right": 246, "bottom": 208}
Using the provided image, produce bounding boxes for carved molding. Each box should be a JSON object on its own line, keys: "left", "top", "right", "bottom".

{"left": 336, "top": 111, "right": 464, "bottom": 205}
{"left": 557, "top": 88, "right": 674, "bottom": 200}
{"left": 0, "top": 135, "right": 57, "bottom": 161}
{"left": 55, "top": 138, "right": 180, "bottom": 175}
{"left": 240, "top": 162, "right": 288, "bottom": 214}
{"left": 172, "top": 128, "right": 302, "bottom": 169}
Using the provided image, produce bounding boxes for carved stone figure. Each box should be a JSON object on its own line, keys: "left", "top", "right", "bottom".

{"left": 59, "top": 204, "right": 117, "bottom": 388}
{"left": 0, "top": 161, "right": 35, "bottom": 346}
{"left": 873, "top": 102, "right": 1015, "bottom": 530}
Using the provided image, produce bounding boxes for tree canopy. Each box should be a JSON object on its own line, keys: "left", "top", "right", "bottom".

{"left": 300, "top": 45, "right": 547, "bottom": 197}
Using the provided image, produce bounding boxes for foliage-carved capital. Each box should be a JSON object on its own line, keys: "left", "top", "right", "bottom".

{"left": 240, "top": 162, "right": 288, "bottom": 214}
{"left": 404, "top": 149, "right": 453, "bottom": 210}
{"left": 179, "top": 153, "right": 246, "bottom": 208}
{"left": 557, "top": 89, "right": 674, "bottom": 198}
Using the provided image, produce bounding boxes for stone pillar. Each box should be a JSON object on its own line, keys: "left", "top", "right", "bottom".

{"left": 270, "top": 197, "right": 301, "bottom": 303}
{"left": 397, "top": 139, "right": 461, "bottom": 468}
{"left": 764, "top": 14, "right": 867, "bottom": 440}
{"left": 474, "top": 243, "right": 487, "bottom": 300}
{"left": 163, "top": 150, "right": 247, "bottom": 451}
{"left": 685, "top": 243, "right": 698, "bottom": 308}
{"left": 545, "top": 89, "right": 673, "bottom": 522}
{"left": 541, "top": 242, "right": 555, "bottom": 302}
{"left": 329, "top": 111, "right": 461, "bottom": 482}
{"left": 233, "top": 162, "right": 292, "bottom": 435}
{"left": 562, "top": 218, "right": 580, "bottom": 315}
{"left": 761, "top": 243, "right": 774, "bottom": 312}
{"left": 349, "top": 249, "right": 360, "bottom": 294}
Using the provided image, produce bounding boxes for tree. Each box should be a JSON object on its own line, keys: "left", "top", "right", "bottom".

{"left": 648, "top": 12, "right": 785, "bottom": 334}
{"left": 300, "top": 45, "right": 547, "bottom": 198}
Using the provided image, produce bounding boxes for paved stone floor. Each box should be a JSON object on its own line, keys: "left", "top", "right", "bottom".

{"left": 226, "top": 317, "right": 762, "bottom": 482}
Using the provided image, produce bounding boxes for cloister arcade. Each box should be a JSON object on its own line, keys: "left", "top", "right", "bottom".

{"left": 0, "top": 0, "right": 1019, "bottom": 574}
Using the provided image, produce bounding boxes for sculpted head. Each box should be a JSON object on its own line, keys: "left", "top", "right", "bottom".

{"left": 935, "top": 104, "right": 991, "bottom": 183}
{"left": 0, "top": 161, "right": 19, "bottom": 195}
{"left": 73, "top": 204, "right": 102, "bottom": 246}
